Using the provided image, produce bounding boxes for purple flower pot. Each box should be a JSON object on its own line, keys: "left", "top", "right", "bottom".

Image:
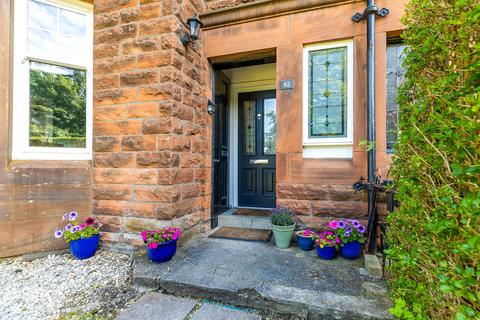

{"left": 69, "top": 234, "right": 100, "bottom": 260}
{"left": 316, "top": 245, "right": 337, "bottom": 260}
{"left": 147, "top": 240, "right": 177, "bottom": 263}
{"left": 340, "top": 241, "right": 362, "bottom": 259}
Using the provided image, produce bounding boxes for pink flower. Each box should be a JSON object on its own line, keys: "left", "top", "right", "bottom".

{"left": 172, "top": 235, "right": 177, "bottom": 241}
{"left": 336, "top": 238, "right": 341, "bottom": 244}
{"left": 304, "top": 229, "right": 311, "bottom": 236}
{"left": 163, "top": 234, "right": 168, "bottom": 239}
{"left": 148, "top": 242, "right": 158, "bottom": 249}
{"left": 85, "top": 217, "right": 95, "bottom": 225}
{"left": 329, "top": 220, "right": 339, "bottom": 229}
{"left": 79, "top": 223, "right": 87, "bottom": 229}
{"left": 141, "top": 231, "right": 147, "bottom": 241}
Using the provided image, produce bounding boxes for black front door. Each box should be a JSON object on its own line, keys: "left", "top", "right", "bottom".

{"left": 238, "top": 90, "right": 276, "bottom": 208}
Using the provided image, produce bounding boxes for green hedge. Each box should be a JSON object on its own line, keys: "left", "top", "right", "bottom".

{"left": 386, "top": 1, "right": 480, "bottom": 319}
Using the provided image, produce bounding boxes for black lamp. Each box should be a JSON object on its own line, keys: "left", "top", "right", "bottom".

{"left": 181, "top": 14, "right": 203, "bottom": 46}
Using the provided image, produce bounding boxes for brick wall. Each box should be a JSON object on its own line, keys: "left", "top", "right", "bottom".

{"left": 92, "top": 0, "right": 210, "bottom": 248}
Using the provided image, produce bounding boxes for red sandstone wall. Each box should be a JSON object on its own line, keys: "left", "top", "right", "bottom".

{"left": 92, "top": 0, "right": 211, "bottom": 247}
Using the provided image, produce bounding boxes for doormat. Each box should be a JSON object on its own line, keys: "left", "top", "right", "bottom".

{"left": 209, "top": 226, "right": 272, "bottom": 242}
{"left": 231, "top": 208, "right": 271, "bottom": 217}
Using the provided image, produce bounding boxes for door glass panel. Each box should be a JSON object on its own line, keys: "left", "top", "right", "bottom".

{"left": 243, "top": 100, "right": 256, "bottom": 155}
{"left": 263, "top": 98, "right": 276, "bottom": 155}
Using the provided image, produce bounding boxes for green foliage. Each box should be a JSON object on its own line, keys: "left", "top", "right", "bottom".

{"left": 386, "top": 1, "right": 480, "bottom": 319}
{"left": 270, "top": 207, "right": 295, "bottom": 226}
{"left": 64, "top": 225, "right": 99, "bottom": 243}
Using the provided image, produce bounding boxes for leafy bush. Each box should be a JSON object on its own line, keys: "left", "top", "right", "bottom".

{"left": 270, "top": 207, "right": 295, "bottom": 226}
{"left": 386, "top": 1, "right": 480, "bottom": 319}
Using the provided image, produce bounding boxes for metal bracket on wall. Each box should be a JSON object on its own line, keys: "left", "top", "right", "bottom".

{"left": 352, "top": 5, "right": 390, "bottom": 22}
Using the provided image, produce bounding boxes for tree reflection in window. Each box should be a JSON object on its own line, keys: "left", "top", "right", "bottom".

{"left": 29, "top": 61, "right": 86, "bottom": 148}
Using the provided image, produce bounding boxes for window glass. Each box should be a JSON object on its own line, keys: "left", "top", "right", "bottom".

{"left": 29, "top": 61, "right": 86, "bottom": 148}
{"left": 263, "top": 98, "right": 276, "bottom": 155}
{"left": 386, "top": 43, "right": 407, "bottom": 153}
{"left": 243, "top": 100, "right": 256, "bottom": 155}
{"left": 27, "top": 0, "right": 87, "bottom": 63}
{"left": 308, "top": 47, "right": 348, "bottom": 138}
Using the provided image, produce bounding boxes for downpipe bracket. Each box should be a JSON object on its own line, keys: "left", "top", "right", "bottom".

{"left": 352, "top": 5, "right": 389, "bottom": 22}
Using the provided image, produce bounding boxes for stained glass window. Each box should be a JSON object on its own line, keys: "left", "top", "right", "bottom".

{"left": 386, "top": 43, "right": 407, "bottom": 153}
{"left": 308, "top": 46, "right": 348, "bottom": 138}
{"left": 243, "top": 100, "right": 256, "bottom": 155}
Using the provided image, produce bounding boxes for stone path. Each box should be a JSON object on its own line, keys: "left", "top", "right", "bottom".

{"left": 133, "top": 235, "right": 393, "bottom": 319}
{"left": 116, "top": 292, "right": 262, "bottom": 320}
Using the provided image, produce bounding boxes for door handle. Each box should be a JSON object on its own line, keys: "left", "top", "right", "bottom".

{"left": 250, "top": 159, "right": 268, "bottom": 165}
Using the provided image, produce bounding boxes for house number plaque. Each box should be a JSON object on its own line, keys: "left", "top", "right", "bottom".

{"left": 280, "top": 79, "right": 294, "bottom": 90}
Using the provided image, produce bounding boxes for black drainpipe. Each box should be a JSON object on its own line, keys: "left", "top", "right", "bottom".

{"left": 352, "top": 1, "right": 389, "bottom": 253}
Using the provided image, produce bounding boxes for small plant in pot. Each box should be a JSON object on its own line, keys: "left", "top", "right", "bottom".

{"left": 330, "top": 219, "right": 366, "bottom": 259}
{"left": 296, "top": 229, "right": 315, "bottom": 251}
{"left": 316, "top": 230, "right": 341, "bottom": 260}
{"left": 141, "top": 227, "right": 182, "bottom": 263}
{"left": 54, "top": 212, "right": 102, "bottom": 260}
{"left": 270, "top": 206, "right": 296, "bottom": 249}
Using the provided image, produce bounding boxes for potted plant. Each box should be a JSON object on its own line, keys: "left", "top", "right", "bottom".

{"left": 329, "top": 219, "right": 366, "bottom": 259}
{"left": 54, "top": 212, "right": 102, "bottom": 260}
{"left": 141, "top": 227, "right": 182, "bottom": 263}
{"left": 270, "top": 207, "right": 296, "bottom": 249}
{"left": 296, "top": 229, "right": 315, "bottom": 251}
{"left": 316, "top": 230, "right": 341, "bottom": 260}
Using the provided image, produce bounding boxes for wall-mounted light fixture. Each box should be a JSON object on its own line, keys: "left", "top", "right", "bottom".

{"left": 180, "top": 14, "right": 203, "bottom": 46}
{"left": 207, "top": 100, "right": 215, "bottom": 115}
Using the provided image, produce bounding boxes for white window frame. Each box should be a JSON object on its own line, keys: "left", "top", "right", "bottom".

{"left": 12, "top": 0, "right": 93, "bottom": 160}
{"left": 302, "top": 39, "right": 354, "bottom": 147}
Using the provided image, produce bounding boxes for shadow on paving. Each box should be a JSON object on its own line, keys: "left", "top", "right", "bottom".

{"left": 133, "top": 234, "right": 392, "bottom": 320}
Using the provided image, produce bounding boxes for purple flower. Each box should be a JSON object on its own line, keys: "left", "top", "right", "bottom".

{"left": 62, "top": 213, "right": 69, "bottom": 221}
{"left": 71, "top": 226, "right": 80, "bottom": 233}
{"left": 68, "top": 211, "right": 78, "bottom": 221}
{"left": 64, "top": 224, "right": 72, "bottom": 231}
{"left": 337, "top": 220, "right": 346, "bottom": 228}
{"left": 344, "top": 231, "right": 351, "bottom": 237}
{"left": 357, "top": 225, "right": 366, "bottom": 233}
{"left": 352, "top": 220, "right": 360, "bottom": 228}
{"left": 54, "top": 229, "right": 63, "bottom": 239}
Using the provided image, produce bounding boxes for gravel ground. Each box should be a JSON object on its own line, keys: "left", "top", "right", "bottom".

{"left": 0, "top": 250, "right": 138, "bottom": 320}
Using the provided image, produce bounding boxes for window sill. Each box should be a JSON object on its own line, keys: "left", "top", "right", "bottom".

{"left": 303, "top": 144, "right": 353, "bottom": 159}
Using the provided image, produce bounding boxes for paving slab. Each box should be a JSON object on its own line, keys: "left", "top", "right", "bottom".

{"left": 134, "top": 235, "right": 393, "bottom": 319}
{"left": 116, "top": 292, "right": 196, "bottom": 320}
{"left": 192, "top": 303, "right": 261, "bottom": 320}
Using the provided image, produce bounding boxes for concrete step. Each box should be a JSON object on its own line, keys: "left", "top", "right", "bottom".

{"left": 218, "top": 208, "right": 272, "bottom": 230}
{"left": 133, "top": 235, "right": 393, "bottom": 320}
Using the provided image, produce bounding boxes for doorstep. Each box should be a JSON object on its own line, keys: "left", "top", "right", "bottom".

{"left": 218, "top": 208, "right": 272, "bottom": 229}
{"left": 133, "top": 233, "right": 393, "bottom": 320}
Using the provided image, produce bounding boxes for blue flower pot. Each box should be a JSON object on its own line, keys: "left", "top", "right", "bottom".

{"left": 69, "top": 234, "right": 100, "bottom": 260}
{"left": 340, "top": 241, "right": 362, "bottom": 259}
{"left": 316, "top": 245, "right": 337, "bottom": 260}
{"left": 147, "top": 240, "right": 177, "bottom": 263}
{"left": 296, "top": 232, "right": 314, "bottom": 251}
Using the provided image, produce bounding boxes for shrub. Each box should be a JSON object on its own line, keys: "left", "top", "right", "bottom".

{"left": 386, "top": 1, "right": 480, "bottom": 319}
{"left": 270, "top": 206, "right": 295, "bottom": 226}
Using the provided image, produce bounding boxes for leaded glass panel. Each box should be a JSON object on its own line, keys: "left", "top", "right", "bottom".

{"left": 308, "top": 47, "right": 348, "bottom": 138}
{"left": 386, "top": 43, "right": 407, "bottom": 153}
{"left": 243, "top": 100, "right": 256, "bottom": 155}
